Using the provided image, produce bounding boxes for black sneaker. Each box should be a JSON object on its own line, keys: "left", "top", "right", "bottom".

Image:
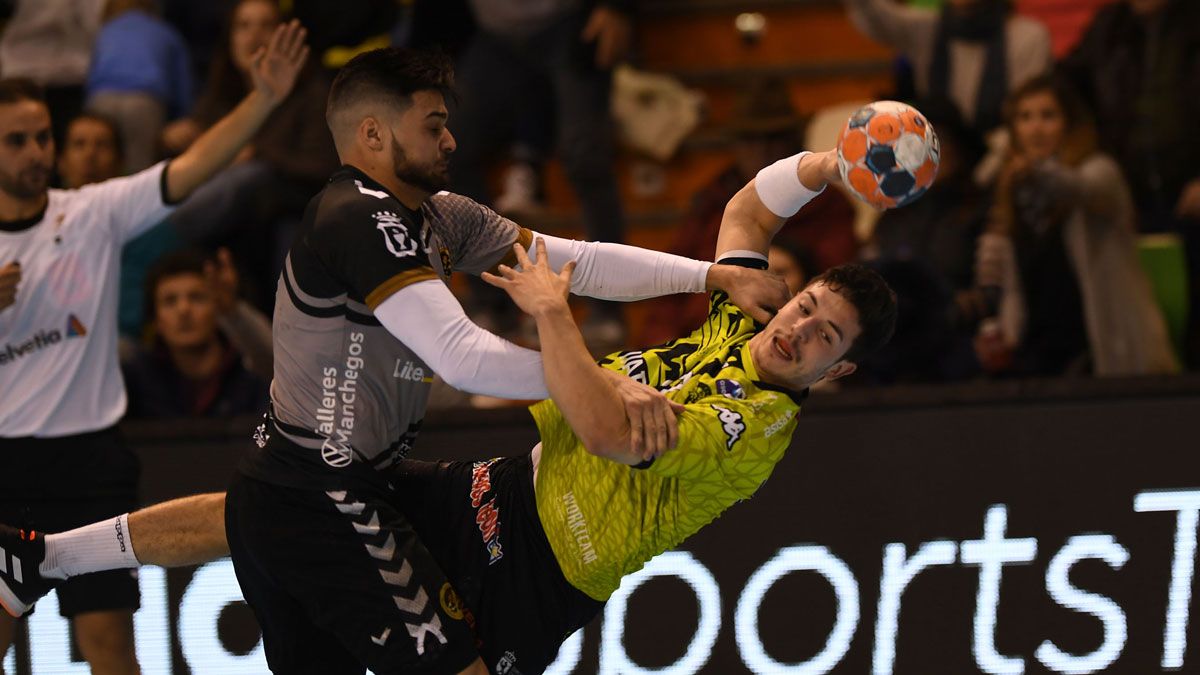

{"left": 0, "top": 524, "right": 56, "bottom": 617}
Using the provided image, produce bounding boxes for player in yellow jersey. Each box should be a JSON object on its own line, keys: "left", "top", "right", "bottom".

{"left": 0, "top": 149, "right": 897, "bottom": 675}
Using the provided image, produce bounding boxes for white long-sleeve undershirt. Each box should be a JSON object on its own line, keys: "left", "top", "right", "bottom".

{"left": 373, "top": 235, "right": 715, "bottom": 400}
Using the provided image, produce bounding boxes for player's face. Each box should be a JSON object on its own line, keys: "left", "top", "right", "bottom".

{"left": 58, "top": 118, "right": 121, "bottom": 189}
{"left": 154, "top": 274, "right": 219, "bottom": 351}
{"left": 749, "top": 281, "right": 860, "bottom": 389}
{"left": 389, "top": 90, "right": 456, "bottom": 194}
{"left": 0, "top": 100, "right": 54, "bottom": 200}
{"left": 1012, "top": 91, "right": 1065, "bottom": 163}
{"left": 230, "top": 0, "right": 280, "bottom": 75}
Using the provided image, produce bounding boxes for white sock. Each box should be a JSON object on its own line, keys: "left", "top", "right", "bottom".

{"left": 39, "top": 514, "right": 140, "bottom": 580}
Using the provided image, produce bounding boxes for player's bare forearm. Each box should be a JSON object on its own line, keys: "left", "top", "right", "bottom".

{"left": 533, "top": 306, "right": 640, "bottom": 463}
{"left": 164, "top": 92, "right": 275, "bottom": 202}
{"left": 714, "top": 150, "right": 839, "bottom": 260}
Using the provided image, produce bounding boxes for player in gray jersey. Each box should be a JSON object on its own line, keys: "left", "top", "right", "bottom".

{"left": 215, "top": 48, "right": 792, "bottom": 675}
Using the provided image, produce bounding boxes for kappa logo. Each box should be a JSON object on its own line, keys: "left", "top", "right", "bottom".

{"left": 374, "top": 211, "right": 420, "bottom": 259}
{"left": 711, "top": 404, "right": 746, "bottom": 450}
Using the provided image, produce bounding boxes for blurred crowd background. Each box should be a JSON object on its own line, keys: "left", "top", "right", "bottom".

{"left": 2, "top": 0, "right": 1196, "bottom": 420}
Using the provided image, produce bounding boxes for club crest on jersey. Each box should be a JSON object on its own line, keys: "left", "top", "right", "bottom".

{"left": 710, "top": 404, "right": 745, "bottom": 450}
{"left": 716, "top": 379, "right": 745, "bottom": 400}
{"left": 374, "top": 211, "right": 419, "bottom": 259}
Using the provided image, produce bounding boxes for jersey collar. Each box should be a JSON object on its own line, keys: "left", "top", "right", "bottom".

{"left": 738, "top": 341, "right": 809, "bottom": 406}
{"left": 333, "top": 165, "right": 424, "bottom": 226}
{"left": 0, "top": 203, "right": 47, "bottom": 233}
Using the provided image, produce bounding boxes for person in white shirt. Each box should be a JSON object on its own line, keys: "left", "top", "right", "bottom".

{"left": 0, "top": 20, "right": 310, "bottom": 674}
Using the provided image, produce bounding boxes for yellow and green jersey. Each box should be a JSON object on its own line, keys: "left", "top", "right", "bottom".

{"left": 531, "top": 289, "right": 806, "bottom": 601}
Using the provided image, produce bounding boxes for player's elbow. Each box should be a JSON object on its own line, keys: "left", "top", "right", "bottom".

{"left": 580, "top": 428, "right": 636, "bottom": 463}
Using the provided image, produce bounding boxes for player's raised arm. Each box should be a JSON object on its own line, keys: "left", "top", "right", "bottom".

{"left": 437, "top": 192, "right": 790, "bottom": 324}
{"left": 163, "top": 20, "right": 309, "bottom": 203}
{"left": 715, "top": 149, "right": 841, "bottom": 262}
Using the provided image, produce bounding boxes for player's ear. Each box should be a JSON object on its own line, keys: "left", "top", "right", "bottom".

{"left": 822, "top": 360, "right": 856, "bottom": 383}
{"left": 359, "top": 116, "right": 385, "bottom": 152}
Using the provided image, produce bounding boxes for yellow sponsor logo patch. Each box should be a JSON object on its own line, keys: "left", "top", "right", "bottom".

{"left": 439, "top": 582, "right": 464, "bottom": 620}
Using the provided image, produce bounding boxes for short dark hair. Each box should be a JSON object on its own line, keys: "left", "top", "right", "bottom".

{"left": 0, "top": 78, "right": 46, "bottom": 106}
{"left": 144, "top": 249, "right": 210, "bottom": 317}
{"left": 65, "top": 111, "right": 124, "bottom": 160}
{"left": 807, "top": 264, "right": 898, "bottom": 363}
{"left": 326, "top": 47, "right": 454, "bottom": 125}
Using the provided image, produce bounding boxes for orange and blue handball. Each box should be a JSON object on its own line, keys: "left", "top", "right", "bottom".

{"left": 837, "top": 100, "right": 939, "bottom": 210}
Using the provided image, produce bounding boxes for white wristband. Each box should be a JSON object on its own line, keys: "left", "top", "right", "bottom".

{"left": 754, "top": 151, "right": 826, "bottom": 218}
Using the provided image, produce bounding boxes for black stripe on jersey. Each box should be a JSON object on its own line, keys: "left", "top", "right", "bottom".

{"left": 283, "top": 268, "right": 344, "bottom": 318}
{"left": 345, "top": 307, "right": 382, "bottom": 327}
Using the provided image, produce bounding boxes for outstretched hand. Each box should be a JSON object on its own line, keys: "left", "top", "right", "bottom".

{"left": 481, "top": 239, "right": 577, "bottom": 319}
{"left": 249, "top": 20, "right": 310, "bottom": 107}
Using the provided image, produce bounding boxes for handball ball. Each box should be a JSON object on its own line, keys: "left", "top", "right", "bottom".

{"left": 837, "top": 100, "right": 939, "bottom": 209}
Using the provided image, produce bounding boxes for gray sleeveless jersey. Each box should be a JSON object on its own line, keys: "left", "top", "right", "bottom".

{"left": 264, "top": 166, "right": 530, "bottom": 481}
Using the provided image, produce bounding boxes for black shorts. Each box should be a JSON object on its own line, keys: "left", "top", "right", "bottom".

{"left": 225, "top": 471, "right": 479, "bottom": 675}
{"left": 390, "top": 455, "right": 604, "bottom": 675}
{"left": 0, "top": 426, "right": 141, "bottom": 617}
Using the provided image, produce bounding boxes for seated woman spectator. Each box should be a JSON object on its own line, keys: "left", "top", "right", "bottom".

{"left": 85, "top": 0, "right": 193, "bottom": 172}
{"left": 161, "top": 0, "right": 337, "bottom": 306}
{"left": 123, "top": 249, "right": 272, "bottom": 418}
{"left": 843, "top": 0, "right": 1051, "bottom": 140}
{"left": 974, "top": 75, "right": 1178, "bottom": 377}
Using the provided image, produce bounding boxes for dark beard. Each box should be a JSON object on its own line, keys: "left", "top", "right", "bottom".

{"left": 391, "top": 137, "right": 449, "bottom": 195}
{"left": 0, "top": 166, "right": 49, "bottom": 200}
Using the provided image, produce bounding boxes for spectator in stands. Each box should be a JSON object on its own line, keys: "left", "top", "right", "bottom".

{"left": 124, "top": 249, "right": 271, "bottom": 418}
{"left": 1059, "top": 0, "right": 1200, "bottom": 368}
{"left": 451, "top": 0, "right": 634, "bottom": 344}
{"left": 0, "top": 0, "right": 104, "bottom": 147}
{"left": 56, "top": 112, "right": 181, "bottom": 345}
{"left": 859, "top": 100, "right": 990, "bottom": 383}
{"left": 85, "top": 0, "right": 193, "bottom": 173}
{"left": 975, "top": 75, "right": 1178, "bottom": 377}
{"left": 637, "top": 79, "right": 857, "bottom": 347}
{"left": 162, "top": 0, "right": 337, "bottom": 307}
{"left": 843, "top": 0, "right": 1051, "bottom": 140}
